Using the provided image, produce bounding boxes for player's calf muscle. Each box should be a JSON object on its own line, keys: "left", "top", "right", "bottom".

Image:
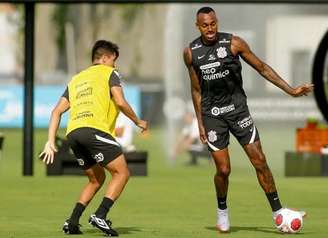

{"left": 257, "top": 165, "right": 277, "bottom": 193}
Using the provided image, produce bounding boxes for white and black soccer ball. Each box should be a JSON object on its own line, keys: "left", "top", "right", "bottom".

{"left": 275, "top": 208, "right": 303, "bottom": 233}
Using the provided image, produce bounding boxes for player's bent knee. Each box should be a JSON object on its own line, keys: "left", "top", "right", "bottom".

{"left": 119, "top": 166, "right": 130, "bottom": 181}
{"left": 126, "top": 167, "right": 130, "bottom": 177}
{"left": 97, "top": 173, "right": 106, "bottom": 186}
{"left": 95, "top": 173, "right": 106, "bottom": 187}
{"left": 124, "top": 169, "right": 130, "bottom": 182}
{"left": 89, "top": 177, "right": 104, "bottom": 189}
{"left": 217, "top": 166, "right": 230, "bottom": 177}
{"left": 112, "top": 168, "right": 129, "bottom": 186}
{"left": 110, "top": 163, "right": 130, "bottom": 182}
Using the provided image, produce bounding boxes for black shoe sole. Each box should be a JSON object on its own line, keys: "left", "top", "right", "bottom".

{"left": 89, "top": 219, "right": 118, "bottom": 236}
{"left": 63, "top": 222, "right": 82, "bottom": 235}
{"left": 63, "top": 228, "right": 83, "bottom": 235}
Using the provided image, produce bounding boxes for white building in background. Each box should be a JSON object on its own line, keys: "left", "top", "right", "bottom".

{"left": 0, "top": 5, "right": 18, "bottom": 83}
{"left": 266, "top": 16, "right": 328, "bottom": 90}
{"left": 248, "top": 16, "right": 328, "bottom": 122}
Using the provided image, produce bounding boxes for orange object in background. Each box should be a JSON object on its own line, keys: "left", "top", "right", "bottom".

{"left": 296, "top": 120, "right": 328, "bottom": 153}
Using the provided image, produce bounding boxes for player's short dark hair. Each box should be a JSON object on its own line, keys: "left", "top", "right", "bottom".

{"left": 197, "top": 6, "right": 215, "bottom": 15}
{"left": 91, "top": 40, "right": 119, "bottom": 62}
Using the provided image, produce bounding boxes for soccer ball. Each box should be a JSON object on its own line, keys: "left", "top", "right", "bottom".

{"left": 275, "top": 208, "right": 303, "bottom": 233}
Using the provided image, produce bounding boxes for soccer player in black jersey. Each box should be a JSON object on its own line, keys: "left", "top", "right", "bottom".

{"left": 183, "top": 7, "right": 313, "bottom": 232}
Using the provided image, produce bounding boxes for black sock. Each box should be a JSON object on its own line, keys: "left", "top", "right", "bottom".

{"left": 69, "top": 202, "right": 86, "bottom": 225}
{"left": 217, "top": 196, "right": 227, "bottom": 210}
{"left": 266, "top": 191, "right": 282, "bottom": 212}
{"left": 95, "top": 197, "right": 114, "bottom": 219}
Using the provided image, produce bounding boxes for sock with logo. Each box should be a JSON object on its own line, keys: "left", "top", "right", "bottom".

{"left": 266, "top": 191, "right": 282, "bottom": 212}
{"left": 217, "top": 196, "right": 227, "bottom": 210}
{"left": 69, "top": 202, "right": 86, "bottom": 225}
{"left": 95, "top": 197, "right": 114, "bottom": 219}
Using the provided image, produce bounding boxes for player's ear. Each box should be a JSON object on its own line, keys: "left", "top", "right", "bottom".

{"left": 100, "top": 54, "right": 107, "bottom": 64}
{"left": 111, "top": 53, "right": 117, "bottom": 61}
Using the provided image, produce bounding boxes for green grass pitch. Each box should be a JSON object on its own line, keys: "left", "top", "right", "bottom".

{"left": 0, "top": 126, "right": 327, "bottom": 237}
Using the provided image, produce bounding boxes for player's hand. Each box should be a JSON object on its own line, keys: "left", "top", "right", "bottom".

{"left": 199, "top": 124, "right": 207, "bottom": 144}
{"left": 136, "top": 119, "right": 148, "bottom": 133}
{"left": 39, "top": 141, "right": 57, "bottom": 165}
{"left": 290, "top": 83, "right": 314, "bottom": 97}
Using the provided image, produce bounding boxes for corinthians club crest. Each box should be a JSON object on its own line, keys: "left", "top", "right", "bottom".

{"left": 77, "top": 158, "right": 84, "bottom": 166}
{"left": 208, "top": 130, "right": 218, "bottom": 143}
{"left": 216, "top": 47, "right": 227, "bottom": 59}
{"left": 94, "top": 152, "right": 104, "bottom": 162}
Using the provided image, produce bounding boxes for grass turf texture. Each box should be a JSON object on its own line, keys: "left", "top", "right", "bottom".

{"left": 0, "top": 126, "right": 327, "bottom": 238}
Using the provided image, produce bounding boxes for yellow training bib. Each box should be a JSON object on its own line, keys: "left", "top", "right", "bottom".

{"left": 66, "top": 65, "right": 119, "bottom": 136}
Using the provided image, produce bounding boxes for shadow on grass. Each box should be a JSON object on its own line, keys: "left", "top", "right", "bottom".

{"left": 205, "top": 226, "right": 312, "bottom": 235}
{"left": 116, "top": 227, "right": 143, "bottom": 235}
{"left": 205, "top": 226, "right": 277, "bottom": 234}
{"left": 84, "top": 226, "right": 142, "bottom": 235}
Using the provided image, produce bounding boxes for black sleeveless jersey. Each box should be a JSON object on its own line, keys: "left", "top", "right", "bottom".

{"left": 190, "top": 32, "right": 247, "bottom": 117}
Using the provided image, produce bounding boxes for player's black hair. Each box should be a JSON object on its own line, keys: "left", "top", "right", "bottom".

{"left": 91, "top": 40, "right": 119, "bottom": 62}
{"left": 197, "top": 7, "right": 215, "bottom": 16}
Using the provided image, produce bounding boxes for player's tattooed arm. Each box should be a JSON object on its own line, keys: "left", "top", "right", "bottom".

{"left": 183, "top": 47, "right": 207, "bottom": 144}
{"left": 231, "top": 35, "right": 313, "bottom": 97}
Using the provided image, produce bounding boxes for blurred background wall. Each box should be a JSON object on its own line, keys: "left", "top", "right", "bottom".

{"left": 0, "top": 3, "right": 327, "bottom": 130}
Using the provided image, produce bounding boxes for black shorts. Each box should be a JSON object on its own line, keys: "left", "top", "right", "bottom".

{"left": 203, "top": 105, "right": 260, "bottom": 152}
{"left": 67, "top": 127, "right": 123, "bottom": 170}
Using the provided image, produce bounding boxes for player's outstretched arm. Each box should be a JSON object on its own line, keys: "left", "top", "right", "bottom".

{"left": 231, "top": 35, "right": 314, "bottom": 97}
{"left": 40, "top": 97, "right": 70, "bottom": 165}
{"left": 111, "top": 86, "right": 148, "bottom": 133}
{"left": 183, "top": 47, "right": 207, "bottom": 144}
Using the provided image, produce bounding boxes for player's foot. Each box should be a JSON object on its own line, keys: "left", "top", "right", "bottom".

{"left": 216, "top": 208, "right": 230, "bottom": 233}
{"left": 62, "top": 219, "right": 82, "bottom": 235}
{"left": 273, "top": 208, "right": 307, "bottom": 220}
{"left": 272, "top": 208, "right": 283, "bottom": 220}
{"left": 88, "top": 214, "right": 118, "bottom": 237}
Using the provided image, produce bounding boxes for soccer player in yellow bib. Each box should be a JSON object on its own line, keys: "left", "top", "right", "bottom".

{"left": 40, "top": 40, "right": 148, "bottom": 236}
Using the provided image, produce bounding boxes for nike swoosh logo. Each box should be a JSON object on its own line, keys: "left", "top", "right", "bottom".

{"left": 198, "top": 55, "right": 205, "bottom": 59}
